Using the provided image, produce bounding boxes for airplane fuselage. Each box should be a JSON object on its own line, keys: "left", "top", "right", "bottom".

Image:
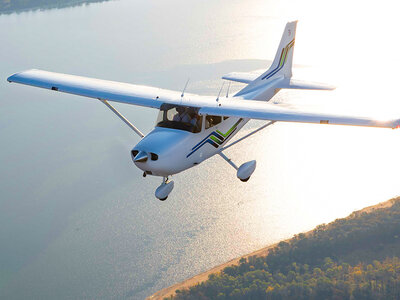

{"left": 132, "top": 116, "right": 248, "bottom": 176}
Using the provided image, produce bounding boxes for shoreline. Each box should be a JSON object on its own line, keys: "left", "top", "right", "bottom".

{"left": 147, "top": 242, "right": 280, "bottom": 300}
{"left": 147, "top": 199, "right": 397, "bottom": 300}
{"left": 0, "top": 0, "right": 109, "bottom": 15}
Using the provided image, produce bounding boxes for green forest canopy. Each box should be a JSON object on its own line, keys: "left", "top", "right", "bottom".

{"left": 170, "top": 197, "right": 400, "bottom": 300}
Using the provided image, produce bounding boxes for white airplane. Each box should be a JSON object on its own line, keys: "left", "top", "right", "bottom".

{"left": 7, "top": 21, "right": 400, "bottom": 200}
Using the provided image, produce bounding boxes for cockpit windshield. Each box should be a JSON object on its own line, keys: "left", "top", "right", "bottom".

{"left": 156, "top": 105, "right": 202, "bottom": 133}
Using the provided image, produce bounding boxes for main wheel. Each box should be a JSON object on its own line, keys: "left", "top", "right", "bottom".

{"left": 240, "top": 177, "right": 250, "bottom": 182}
{"left": 155, "top": 179, "right": 174, "bottom": 201}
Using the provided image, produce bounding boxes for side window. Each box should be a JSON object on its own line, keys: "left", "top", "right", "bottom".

{"left": 205, "top": 115, "right": 222, "bottom": 129}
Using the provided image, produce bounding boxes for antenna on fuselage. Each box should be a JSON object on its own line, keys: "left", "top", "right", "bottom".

{"left": 226, "top": 81, "right": 231, "bottom": 98}
{"left": 216, "top": 81, "right": 225, "bottom": 102}
{"left": 181, "top": 78, "right": 190, "bottom": 98}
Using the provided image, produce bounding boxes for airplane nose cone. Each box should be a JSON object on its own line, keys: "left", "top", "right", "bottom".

{"left": 131, "top": 127, "right": 193, "bottom": 176}
{"left": 133, "top": 150, "right": 148, "bottom": 163}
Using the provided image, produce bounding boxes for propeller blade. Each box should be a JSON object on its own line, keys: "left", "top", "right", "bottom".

{"left": 133, "top": 151, "right": 148, "bottom": 163}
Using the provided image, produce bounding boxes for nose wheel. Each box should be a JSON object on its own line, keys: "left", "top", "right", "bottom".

{"left": 155, "top": 176, "right": 174, "bottom": 201}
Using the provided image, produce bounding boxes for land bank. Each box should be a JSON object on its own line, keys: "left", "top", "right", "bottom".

{"left": 0, "top": 0, "right": 109, "bottom": 14}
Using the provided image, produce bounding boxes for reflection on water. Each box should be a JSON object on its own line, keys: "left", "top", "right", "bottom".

{"left": 0, "top": 0, "right": 399, "bottom": 299}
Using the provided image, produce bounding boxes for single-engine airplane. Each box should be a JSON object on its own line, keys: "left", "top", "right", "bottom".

{"left": 7, "top": 21, "right": 400, "bottom": 200}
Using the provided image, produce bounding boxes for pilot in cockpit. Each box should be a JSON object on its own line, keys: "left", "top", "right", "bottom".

{"left": 173, "top": 107, "right": 202, "bottom": 132}
{"left": 173, "top": 107, "right": 191, "bottom": 123}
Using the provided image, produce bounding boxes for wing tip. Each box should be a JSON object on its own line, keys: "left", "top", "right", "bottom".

{"left": 7, "top": 69, "right": 39, "bottom": 83}
{"left": 7, "top": 74, "right": 16, "bottom": 83}
{"left": 7, "top": 71, "right": 24, "bottom": 83}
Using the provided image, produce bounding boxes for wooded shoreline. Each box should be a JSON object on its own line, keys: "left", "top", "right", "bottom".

{"left": 148, "top": 198, "right": 399, "bottom": 299}
{"left": 148, "top": 242, "right": 282, "bottom": 300}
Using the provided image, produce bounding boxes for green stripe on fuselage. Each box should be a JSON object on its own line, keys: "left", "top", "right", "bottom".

{"left": 216, "top": 119, "right": 242, "bottom": 138}
{"left": 210, "top": 135, "right": 223, "bottom": 144}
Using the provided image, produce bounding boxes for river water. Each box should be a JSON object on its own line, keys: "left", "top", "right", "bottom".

{"left": 0, "top": 0, "right": 399, "bottom": 299}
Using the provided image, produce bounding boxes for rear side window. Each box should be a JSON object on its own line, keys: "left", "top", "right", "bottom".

{"left": 205, "top": 115, "right": 222, "bottom": 129}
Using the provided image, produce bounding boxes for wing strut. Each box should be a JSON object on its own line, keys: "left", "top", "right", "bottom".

{"left": 218, "top": 152, "right": 238, "bottom": 170}
{"left": 219, "top": 121, "right": 276, "bottom": 152}
{"left": 100, "top": 100, "right": 144, "bottom": 138}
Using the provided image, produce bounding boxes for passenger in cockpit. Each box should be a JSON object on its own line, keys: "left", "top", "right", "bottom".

{"left": 189, "top": 112, "right": 201, "bottom": 132}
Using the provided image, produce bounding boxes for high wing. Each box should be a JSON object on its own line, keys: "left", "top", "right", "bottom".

{"left": 200, "top": 99, "right": 400, "bottom": 129}
{"left": 7, "top": 69, "right": 189, "bottom": 109}
{"left": 7, "top": 69, "right": 400, "bottom": 129}
{"left": 199, "top": 98, "right": 400, "bottom": 129}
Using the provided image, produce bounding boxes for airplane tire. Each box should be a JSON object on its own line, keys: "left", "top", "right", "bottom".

{"left": 158, "top": 196, "right": 168, "bottom": 201}
{"left": 240, "top": 177, "right": 250, "bottom": 182}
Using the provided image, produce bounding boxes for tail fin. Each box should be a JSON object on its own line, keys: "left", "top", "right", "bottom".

{"left": 235, "top": 21, "right": 297, "bottom": 97}
{"left": 262, "top": 21, "right": 297, "bottom": 81}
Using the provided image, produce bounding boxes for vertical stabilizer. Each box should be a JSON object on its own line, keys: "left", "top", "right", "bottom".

{"left": 263, "top": 21, "right": 297, "bottom": 80}
{"left": 236, "top": 21, "right": 297, "bottom": 98}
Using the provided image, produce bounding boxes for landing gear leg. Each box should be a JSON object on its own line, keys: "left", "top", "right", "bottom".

{"left": 218, "top": 152, "right": 256, "bottom": 182}
{"left": 155, "top": 176, "right": 174, "bottom": 201}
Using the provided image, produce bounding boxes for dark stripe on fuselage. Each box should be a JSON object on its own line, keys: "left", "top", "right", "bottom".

{"left": 261, "top": 39, "right": 295, "bottom": 81}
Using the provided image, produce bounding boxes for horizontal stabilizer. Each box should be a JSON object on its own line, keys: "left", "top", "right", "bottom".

{"left": 277, "top": 79, "right": 335, "bottom": 90}
{"left": 223, "top": 72, "right": 335, "bottom": 91}
{"left": 222, "top": 72, "right": 260, "bottom": 84}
